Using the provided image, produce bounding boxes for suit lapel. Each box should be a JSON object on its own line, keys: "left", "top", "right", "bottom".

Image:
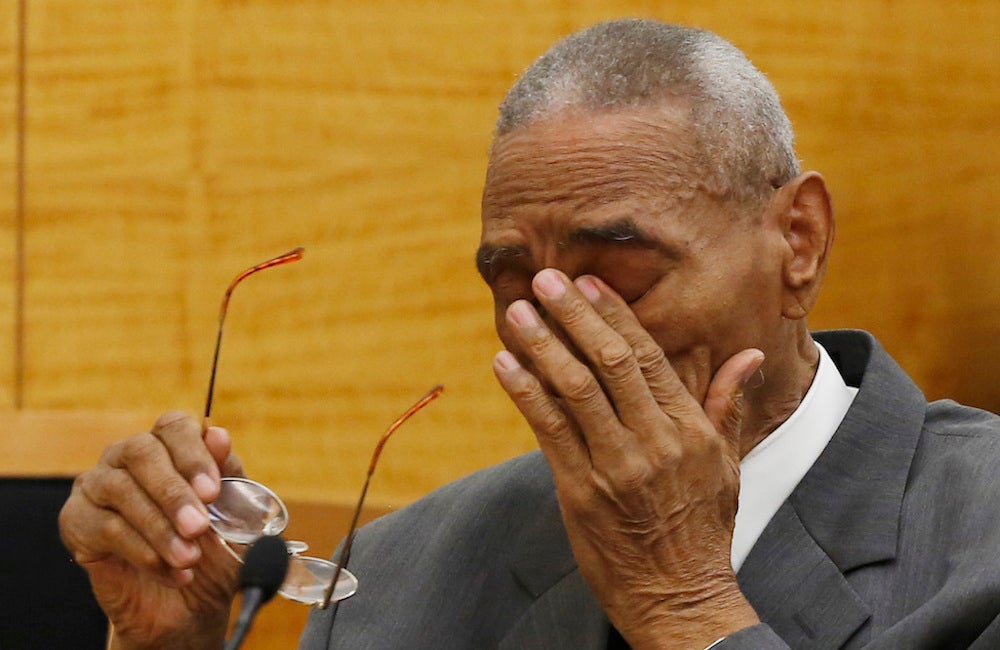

{"left": 501, "top": 454, "right": 608, "bottom": 650}
{"left": 736, "top": 331, "right": 928, "bottom": 647}
{"left": 499, "top": 569, "right": 608, "bottom": 650}
{"left": 738, "top": 502, "right": 871, "bottom": 647}
{"left": 798, "top": 330, "right": 925, "bottom": 571}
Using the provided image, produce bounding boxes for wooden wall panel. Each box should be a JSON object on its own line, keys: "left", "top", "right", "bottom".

{"left": 783, "top": 3, "right": 1000, "bottom": 412}
{"left": 5, "top": 2, "right": 996, "bottom": 649}
{"left": 0, "top": 0, "right": 17, "bottom": 409}
{"left": 23, "top": 0, "right": 203, "bottom": 413}
{"left": 11, "top": 0, "right": 1000, "bottom": 513}
{"left": 20, "top": 0, "right": 539, "bottom": 507}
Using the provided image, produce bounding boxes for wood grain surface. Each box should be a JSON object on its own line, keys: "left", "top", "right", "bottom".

{"left": 0, "top": 7, "right": 997, "bottom": 647}
{"left": 0, "top": 0, "right": 17, "bottom": 409}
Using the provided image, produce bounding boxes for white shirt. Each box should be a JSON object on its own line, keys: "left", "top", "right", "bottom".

{"left": 730, "top": 342, "right": 858, "bottom": 572}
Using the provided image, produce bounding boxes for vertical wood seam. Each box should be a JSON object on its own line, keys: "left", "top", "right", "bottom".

{"left": 14, "top": 0, "right": 26, "bottom": 409}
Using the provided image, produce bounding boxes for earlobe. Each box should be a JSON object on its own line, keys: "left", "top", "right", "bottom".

{"left": 775, "top": 172, "right": 834, "bottom": 319}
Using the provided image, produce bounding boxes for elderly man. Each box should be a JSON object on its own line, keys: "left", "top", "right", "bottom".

{"left": 60, "top": 18, "right": 1000, "bottom": 649}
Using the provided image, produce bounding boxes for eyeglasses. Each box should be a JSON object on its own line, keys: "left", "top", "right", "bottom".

{"left": 201, "top": 247, "right": 443, "bottom": 607}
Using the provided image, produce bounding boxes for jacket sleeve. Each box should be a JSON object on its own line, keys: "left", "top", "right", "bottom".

{"left": 715, "top": 624, "right": 791, "bottom": 649}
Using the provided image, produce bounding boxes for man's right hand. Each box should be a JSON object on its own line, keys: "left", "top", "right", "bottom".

{"left": 59, "top": 412, "right": 245, "bottom": 650}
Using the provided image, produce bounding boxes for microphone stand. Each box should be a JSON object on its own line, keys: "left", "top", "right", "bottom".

{"left": 223, "top": 535, "right": 290, "bottom": 650}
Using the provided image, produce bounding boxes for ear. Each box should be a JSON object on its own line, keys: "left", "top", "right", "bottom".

{"left": 771, "top": 171, "right": 834, "bottom": 319}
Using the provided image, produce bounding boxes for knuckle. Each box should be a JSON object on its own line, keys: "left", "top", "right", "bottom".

{"left": 634, "top": 341, "right": 668, "bottom": 374}
{"left": 98, "top": 439, "right": 125, "bottom": 464}
{"left": 70, "top": 471, "right": 89, "bottom": 493}
{"left": 658, "top": 437, "right": 684, "bottom": 465}
{"left": 558, "top": 295, "right": 591, "bottom": 326}
{"left": 506, "top": 368, "right": 543, "bottom": 401}
{"left": 591, "top": 456, "right": 651, "bottom": 498}
{"left": 561, "top": 369, "right": 603, "bottom": 403}
{"left": 511, "top": 384, "right": 574, "bottom": 441}
{"left": 525, "top": 329, "right": 557, "bottom": 357}
{"left": 158, "top": 479, "right": 193, "bottom": 511}
{"left": 535, "top": 404, "right": 571, "bottom": 438}
{"left": 615, "top": 462, "right": 652, "bottom": 492}
{"left": 95, "top": 515, "right": 162, "bottom": 571}
{"left": 128, "top": 544, "right": 163, "bottom": 570}
{"left": 136, "top": 545, "right": 162, "bottom": 570}
{"left": 77, "top": 467, "right": 119, "bottom": 506}
{"left": 119, "top": 433, "right": 160, "bottom": 466}
{"left": 69, "top": 548, "right": 93, "bottom": 566}
{"left": 73, "top": 472, "right": 94, "bottom": 500}
{"left": 99, "top": 515, "right": 128, "bottom": 546}
{"left": 57, "top": 501, "right": 81, "bottom": 549}
{"left": 106, "top": 467, "right": 134, "bottom": 492}
{"left": 597, "top": 341, "right": 635, "bottom": 377}
{"left": 701, "top": 433, "right": 726, "bottom": 458}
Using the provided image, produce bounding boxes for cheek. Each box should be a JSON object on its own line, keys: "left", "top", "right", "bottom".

{"left": 630, "top": 279, "right": 741, "bottom": 371}
{"left": 633, "top": 301, "right": 717, "bottom": 399}
{"left": 629, "top": 279, "right": 707, "bottom": 349}
{"left": 588, "top": 251, "right": 670, "bottom": 305}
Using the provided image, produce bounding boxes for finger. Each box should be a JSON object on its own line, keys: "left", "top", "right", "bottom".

{"left": 531, "top": 269, "right": 664, "bottom": 432}
{"left": 60, "top": 480, "right": 193, "bottom": 589}
{"left": 493, "top": 349, "right": 590, "bottom": 478}
{"left": 152, "top": 412, "right": 222, "bottom": 503}
{"left": 504, "top": 297, "right": 627, "bottom": 464}
{"left": 203, "top": 426, "right": 245, "bottom": 479}
{"left": 703, "top": 349, "right": 765, "bottom": 455}
{"left": 104, "top": 429, "right": 211, "bottom": 540}
{"left": 574, "top": 274, "right": 701, "bottom": 420}
{"left": 76, "top": 464, "right": 203, "bottom": 569}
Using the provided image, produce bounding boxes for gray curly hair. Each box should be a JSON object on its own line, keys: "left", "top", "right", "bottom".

{"left": 496, "top": 18, "right": 799, "bottom": 204}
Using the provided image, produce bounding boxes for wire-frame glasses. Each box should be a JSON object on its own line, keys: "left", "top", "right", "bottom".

{"left": 201, "top": 247, "right": 443, "bottom": 607}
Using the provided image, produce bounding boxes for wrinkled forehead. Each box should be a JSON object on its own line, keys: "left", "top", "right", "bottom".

{"left": 481, "top": 106, "right": 705, "bottom": 229}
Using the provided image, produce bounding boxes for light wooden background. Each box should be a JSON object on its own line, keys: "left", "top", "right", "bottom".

{"left": 1, "top": 1, "right": 997, "bottom": 646}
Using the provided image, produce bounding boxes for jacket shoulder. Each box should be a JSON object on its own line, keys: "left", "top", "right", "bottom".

{"left": 924, "top": 399, "right": 1000, "bottom": 439}
{"left": 361, "top": 450, "right": 552, "bottom": 539}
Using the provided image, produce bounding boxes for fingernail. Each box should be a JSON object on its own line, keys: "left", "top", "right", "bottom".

{"left": 177, "top": 503, "right": 209, "bottom": 537}
{"left": 173, "top": 568, "right": 195, "bottom": 585}
{"left": 575, "top": 276, "right": 601, "bottom": 303}
{"left": 533, "top": 269, "right": 565, "bottom": 299}
{"left": 191, "top": 473, "right": 218, "bottom": 501}
{"left": 494, "top": 350, "right": 521, "bottom": 372}
{"left": 508, "top": 301, "right": 541, "bottom": 328}
{"left": 170, "top": 536, "right": 200, "bottom": 565}
{"left": 741, "top": 352, "right": 766, "bottom": 386}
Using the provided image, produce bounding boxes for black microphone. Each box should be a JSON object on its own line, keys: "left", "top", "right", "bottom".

{"left": 223, "top": 534, "right": 290, "bottom": 650}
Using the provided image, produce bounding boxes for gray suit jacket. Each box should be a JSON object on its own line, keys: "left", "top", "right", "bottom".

{"left": 300, "top": 330, "right": 1000, "bottom": 649}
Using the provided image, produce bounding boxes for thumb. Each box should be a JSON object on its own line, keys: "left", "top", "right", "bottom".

{"left": 703, "top": 349, "right": 765, "bottom": 455}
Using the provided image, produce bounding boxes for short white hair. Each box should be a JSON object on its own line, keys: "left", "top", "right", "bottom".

{"left": 496, "top": 19, "right": 799, "bottom": 204}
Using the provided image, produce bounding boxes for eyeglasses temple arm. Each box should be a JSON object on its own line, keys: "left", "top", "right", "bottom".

{"left": 202, "top": 247, "right": 304, "bottom": 423}
{"left": 319, "top": 384, "right": 444, "bottom": 609}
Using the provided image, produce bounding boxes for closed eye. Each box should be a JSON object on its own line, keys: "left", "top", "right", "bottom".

{"left": 475, "top": 243, "right": 532, "bottom": 285}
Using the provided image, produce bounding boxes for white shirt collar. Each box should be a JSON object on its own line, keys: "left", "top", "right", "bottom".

{"left": 730, "top": 341, "right": 858, "bottom": 572}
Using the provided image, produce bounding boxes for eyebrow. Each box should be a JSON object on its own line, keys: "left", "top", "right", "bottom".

{"left": 564, "top": 219, "right": 663, "bottom": 249}
{"left": 476, "top": 219, "right": 676, "bottom": 282}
